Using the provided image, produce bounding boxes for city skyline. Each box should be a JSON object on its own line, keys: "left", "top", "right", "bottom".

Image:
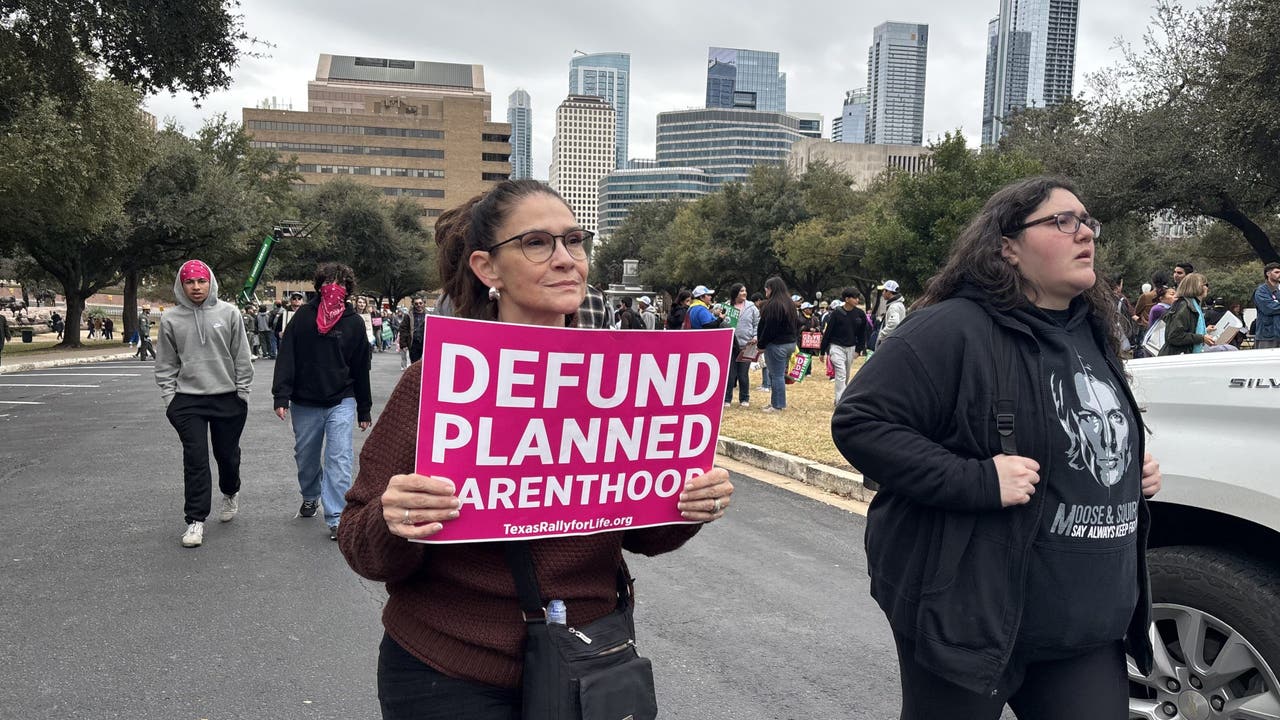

{"left": 144, "top": 0, "right": 1203, "bottom": 181}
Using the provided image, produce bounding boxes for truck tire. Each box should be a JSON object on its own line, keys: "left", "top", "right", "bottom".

{"left": 1129, "top": 546, "right": 1280, "bottom": 719}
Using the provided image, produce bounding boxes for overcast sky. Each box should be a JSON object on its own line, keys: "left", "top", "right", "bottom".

{"left": 145, "top": 0, "right": 1188, "bottom": 177}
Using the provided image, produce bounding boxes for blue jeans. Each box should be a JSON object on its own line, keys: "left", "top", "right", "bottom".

{"left": 291, "top": 397, "right": 356, "bottom": 527}
{"left": 765, "top": 342, "right": 795, "bottom": 409}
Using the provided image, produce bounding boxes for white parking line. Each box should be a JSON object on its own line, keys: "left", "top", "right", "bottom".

{"left": 0, "top": 383, "right": 99, "bottom": 388}
{"left": 0, "top": 401, "right": 44, "bottom": 405}
{"left": 10, "top": 373, "right": 139, "bottom": 377}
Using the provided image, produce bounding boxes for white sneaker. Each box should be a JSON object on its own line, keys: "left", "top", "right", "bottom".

{"left": 740, "top": 401, "right": 750, "bottom": 408}
{"left": 181, "top": 521, "right": 205, "bottom": 548}
{"left": 219, "top": 494, "right": 238, "bottom": 522}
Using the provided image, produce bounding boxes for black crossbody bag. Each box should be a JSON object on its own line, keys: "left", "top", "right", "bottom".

{"left": 503, "top": 542, "right": 658, "bottom": 720}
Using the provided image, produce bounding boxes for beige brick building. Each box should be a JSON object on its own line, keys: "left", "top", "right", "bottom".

{"left": 243, "top": 54, "right": 512, "bottom": 218}
{"left": 787, "top": 137, "right": 932, "bottom": 189}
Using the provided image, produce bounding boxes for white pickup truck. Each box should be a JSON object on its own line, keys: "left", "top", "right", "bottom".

{"left": 1126, "top": 348, "right": 1280, "bottom": 719}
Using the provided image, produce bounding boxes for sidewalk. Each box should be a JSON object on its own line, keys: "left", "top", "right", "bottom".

{"left": 0, "top": 345, "right": 137, "bottom": 374}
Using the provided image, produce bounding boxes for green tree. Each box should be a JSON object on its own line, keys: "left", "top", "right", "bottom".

{"left": 862, "top": 132, "right": 1042, "bottom": 295}
{"left": 0, "top": 0, "right": 255, "bottom": 122}
{"left": 0, "top": 80, "right": 153, "bottom": 346}
{"left": 1001, "top": 0, "right": 1280, "bottom": 263}
{"left": 590, "top": 200, "right": 682, "bottom": 290}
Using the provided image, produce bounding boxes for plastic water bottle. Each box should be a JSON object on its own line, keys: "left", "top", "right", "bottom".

{"left": 547, "top": 599, "right": 567, "bottom": 625}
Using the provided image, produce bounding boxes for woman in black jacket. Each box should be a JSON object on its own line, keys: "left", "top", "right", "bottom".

{"left": 756, "top": 276, "right": 798, "bottom": 412}
{"left": 666, "top": 289, "right": 691, "bottom": 330}
{"left": 832, "top": 176, "right": 1164, "bottom": 719}
{"left": 1158, "top": 272, "right": 1216, "bottom": 355}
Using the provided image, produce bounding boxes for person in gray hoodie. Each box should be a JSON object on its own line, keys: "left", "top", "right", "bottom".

{"left": 155, "top": 259, "right": 254, "bottom": 549}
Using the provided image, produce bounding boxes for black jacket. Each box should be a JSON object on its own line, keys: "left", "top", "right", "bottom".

{"left": 272, "top": 299, "right": 373, "bottom": 423}
{"left": 820, "top": 305, "right": 869, "bottom": 354}
{"left": 830, "top": 288, "right": 1153, "bottom": 695}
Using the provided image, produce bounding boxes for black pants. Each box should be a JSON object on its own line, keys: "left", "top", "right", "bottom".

{"left": 724, "top": 343, "right": 750, "bottom": 403}
{"left": 894, "top": 632, "right": 1128, "bottom": 720}
{"left": 166, "top": 392, "right": 248, "bottom": 523}
{"left": 378, "top": 634, "right": 520, "bottom": 720}
{"left": 136, "top": 336, "right": 156, "bottom": 360}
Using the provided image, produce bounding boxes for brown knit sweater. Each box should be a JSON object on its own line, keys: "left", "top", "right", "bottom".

{"left": 339, "top": 361, "right": 703, "bottom": 688}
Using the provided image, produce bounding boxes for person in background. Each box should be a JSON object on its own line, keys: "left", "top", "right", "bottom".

{"left": 1147, "top": 286, "right": 1177, "bottom": 326}
{"left": 0, "top": 311, "right": 8, "bottom": 367}
{"left": 666, "top": 289, "right": 692, "bottom": 330}
{"left": 820, "top": 287, "right": 870, "bottom": 405}
{"left": 686, "top": 285, "right": 725, "bottom": 329}
{"left": 1160, "top": 273, "right": 1216, "bottom": 355}
{"left": 636, "top": 295, "right": 659, "bottom": 330}
{"left": 400, "top": 296, "right": 428, "bottom": 366}
{"left": 255, "top": 303, "right": 275, "bottom": 359}
{"left": 337, "top": 179, "right": 734, "bottom": 718}
{"left": 154, "top": 259, "right": 254, "bottom": 549}
{"left": 136, "top": 305, "right": 157, "bottom": 360}
{"left": 833, "top": 176, "right": 1161, "bottom": 719}
{"left": 616, "top": 296, "right": 644, "bottom": 329}
{"left": 1134, "top": 271, "right": 1169, "bottom": 328}
{"left": 876, "top": 280, "right": 907, "bottom": 342}
{"left": 797, "top": 302, "right": 822, "bottom": 356}
{"left": 1252, "top": 262, "right": 1280, "bottom": 349}
{"left": 757, "top": 276, "right": 798, "bottom": 413}
{"left": 723, "top": 283, "right": 758, "bottom": 408}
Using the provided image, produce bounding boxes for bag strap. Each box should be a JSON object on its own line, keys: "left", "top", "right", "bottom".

{"left": 502, "top": 541, "right": 632, "bottom": 625}
{"left": 990, "top": 320, "right": 1019, "bottom": 456}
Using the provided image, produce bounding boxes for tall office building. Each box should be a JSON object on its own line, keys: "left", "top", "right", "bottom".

{"left": 656, "top": 108, "right": 805, "bottom": 184}
{"left": 705, "top": 47, "right": 787, "bottom": 112}
{"left": 569, "top": 52, "right": 630, "bottom": 171}
{"left": 982, "top": 0, "right": 1079, "bottom": 145}
{"left": 791, "top": 112, "right": 823, "bottom": 139}
{"left": 507, "top": 89, "right": 532, "bottom": 179}
{"left": 596, "top": 167, "right": 716, "bottom": 238}
{"left": 549, "top": 95, "right": 616, "bottom": 233}
{"left": 833, "top": 89, "right": 870, "bottom": 143}
{"left": 245, "top": 54, "right": 511, "bottom": 217}
{"left": 865, "top": 22, "right": 929, "bottom": 146}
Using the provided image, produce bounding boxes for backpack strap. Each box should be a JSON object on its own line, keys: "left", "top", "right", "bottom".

{"left": 989, "top": 320, "right": 1020, "bottom": 456}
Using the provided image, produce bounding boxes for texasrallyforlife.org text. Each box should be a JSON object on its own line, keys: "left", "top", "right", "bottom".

{"left": 504, "top": 517, "right": 635, "bottom": 536}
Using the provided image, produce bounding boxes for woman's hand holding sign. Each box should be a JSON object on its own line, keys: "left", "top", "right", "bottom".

{"left": 382, "top": 473, "right": 461, "bottom": 539}
{"left": 678, "top": 467, "right": 734, "bottom": 522}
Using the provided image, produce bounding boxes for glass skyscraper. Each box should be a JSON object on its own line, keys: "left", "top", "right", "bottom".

{"left": 655, "top": 108, "right": 804, "bottom": 184}
{"left": 982, "top": 0, "right": 1079, "bottom": 145}
{"left": 506, "top": 89, "right": 532, "bottom": 180}
{"left": 704, "top": 47, "right": 787, "bottom": 113}
{"left": 596, "top": 167, "right": 716, "bottom": 238}
{"left": 866, "top": 22, "right": 929, "bottom": 146}
{"left": 834, "top": 89, "right": 869, "bottom": 144}
{"left": 568, "top": 52, "right": 630, "bottom": 171}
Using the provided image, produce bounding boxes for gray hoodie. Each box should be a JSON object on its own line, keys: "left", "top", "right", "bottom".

{"left": 154, "top": 265, "right": 254, "bottom": 406}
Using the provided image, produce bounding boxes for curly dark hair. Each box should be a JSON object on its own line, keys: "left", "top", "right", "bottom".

{"left": 914, "top": 175, "right": 1122, "bottom": 357}
{"left": 313, "top": 263, "right": 356, "bottom": 296}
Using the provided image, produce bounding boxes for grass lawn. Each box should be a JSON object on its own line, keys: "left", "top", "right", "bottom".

{"left": 718, "top": 355, "right": 866, "bottom": 470}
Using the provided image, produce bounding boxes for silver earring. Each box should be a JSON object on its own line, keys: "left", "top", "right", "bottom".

{"left": 488, "top": 286, "right": 500, "bottom": 301}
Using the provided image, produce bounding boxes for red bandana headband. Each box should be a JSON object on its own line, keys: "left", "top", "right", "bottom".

{"left": 180, "top": 260, "right": 211, "bottom": 283}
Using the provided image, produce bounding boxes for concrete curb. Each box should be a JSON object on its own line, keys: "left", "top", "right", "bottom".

{"left": 717, "top": 436, "right": 876, "bottom": 503}
{"left": 0, "top": 352, "right": 137, "bottom": 374}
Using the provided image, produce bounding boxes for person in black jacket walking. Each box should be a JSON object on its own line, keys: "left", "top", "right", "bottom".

{"left": 832, "top": 176, "right": 1164, "bottom": 720}
{"left": 273, "top": 263, "right": 373, "bottom": 541}
{"left": 819, "top": 287, "right": 868, "bottom": 405}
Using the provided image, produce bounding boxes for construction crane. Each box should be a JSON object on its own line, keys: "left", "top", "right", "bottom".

{"left": 236, "top": 221, "right": 320, "bottom": 307}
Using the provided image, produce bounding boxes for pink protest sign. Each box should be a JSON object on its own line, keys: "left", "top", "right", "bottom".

{"left": 414, "top": 316, "right": 734, "bottom": 543}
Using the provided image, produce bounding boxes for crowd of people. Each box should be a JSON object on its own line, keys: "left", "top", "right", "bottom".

{"left": 141, "top": 173, "right": 1280, "bottom": 720}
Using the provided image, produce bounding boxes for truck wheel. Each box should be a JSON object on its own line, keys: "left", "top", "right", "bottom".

{"left": 1128, "top": 546, "right": 1280, "bottom": 719}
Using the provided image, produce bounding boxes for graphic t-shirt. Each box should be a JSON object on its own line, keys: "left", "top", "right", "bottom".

{"left": 1014, "top": 304, "right": 1141, "bottom": 657}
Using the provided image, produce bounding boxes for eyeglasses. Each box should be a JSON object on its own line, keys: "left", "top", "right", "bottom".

{"left": 489, "top": 229, "right": 594, "bottom": 263}
{"left": 1005, "top": 212, "right": 1102, "bottom": 239}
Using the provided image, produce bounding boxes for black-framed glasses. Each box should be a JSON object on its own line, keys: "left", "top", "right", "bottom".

{"left": 489, "top": 229, "right": 594, "bottom": 263}
{"left": 1005, "top": 212, "right": 1102, "bottom": 239}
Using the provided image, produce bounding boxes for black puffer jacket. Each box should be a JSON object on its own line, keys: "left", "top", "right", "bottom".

{"left": 831, "top": 287, "right": 1153, "bottom": 695}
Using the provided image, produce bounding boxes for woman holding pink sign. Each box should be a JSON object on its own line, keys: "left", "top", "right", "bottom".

{"left": 338, "top": 179, "right": 735, "bottom": 720}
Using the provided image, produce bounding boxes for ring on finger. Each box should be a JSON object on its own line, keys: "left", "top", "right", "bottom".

{"left": 712, "top": 497, "right": 722, "bottom": 513}
{"left": 402, "top": 508, "right": 412, "bottom": 525}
